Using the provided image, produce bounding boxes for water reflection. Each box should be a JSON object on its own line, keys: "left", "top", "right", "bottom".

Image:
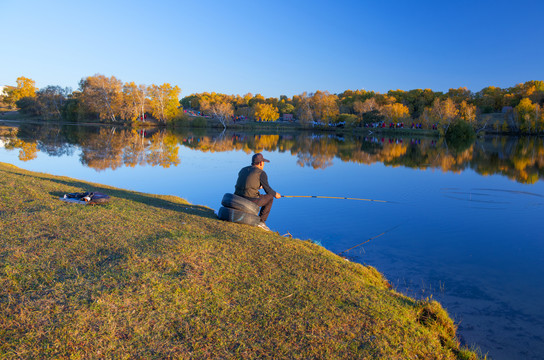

{"left": 2, "top": 123, "right": 544, "bottom": 184}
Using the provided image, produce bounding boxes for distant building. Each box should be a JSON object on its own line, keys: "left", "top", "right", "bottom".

{"left": 0, "top": 85, "right": 6, "bottom": 96}
{"left": 282, "top": 114, "right": 294, "bottom": 121}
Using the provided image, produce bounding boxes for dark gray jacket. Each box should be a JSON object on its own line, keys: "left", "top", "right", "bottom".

{"left": 234, "top": 165, "right": 277, "bottom": 199}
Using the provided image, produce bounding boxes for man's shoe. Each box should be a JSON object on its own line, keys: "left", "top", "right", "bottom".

{"left": 257, "top": 222, "right": 271, "bottom": 231}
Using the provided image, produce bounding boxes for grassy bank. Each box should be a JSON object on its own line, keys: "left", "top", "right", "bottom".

{"left": 0, "top": 163, "right": 480, "bottom": 359}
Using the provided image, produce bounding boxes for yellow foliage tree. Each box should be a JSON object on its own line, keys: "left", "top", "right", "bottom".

{"left": 458, "top": 100, "right": 477, "bottom": 123}
{"left": 294, "top": 92, "right": 313, "bottom": 124}
{"left": 381, "top": 102, "right": 410, "bottom": 122}
{"left": 310, "top": 91, "right": 339, "bottom": 121}
{"left": 6, "top": 76, "right": 37, "bottom": 108}
{"left": 199, "top": 93, "right": 234, "bottom": 128}
{"left": 430, "top": 98, "right": 458, "bottom": 132}
{"left": 515, "top": 98, "right": 538, "bottom": 133}
{"left": 354, "top": 98, "right": 378, "bottom": 116}
{"left": 122, "top": 82, "right": 142, "bottom": 121}
{"left": 79, "top": 74, "right": 124, "bottom": 122}
{"left": 253, "top": 103, "right": 279, "bottom": 122}
{"left": 148, "top": 83, "right": 181, "bottom": 123}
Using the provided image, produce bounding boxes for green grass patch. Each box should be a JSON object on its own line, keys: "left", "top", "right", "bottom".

{"left": 0, "top": 163, "right": 481, "bottom": 359}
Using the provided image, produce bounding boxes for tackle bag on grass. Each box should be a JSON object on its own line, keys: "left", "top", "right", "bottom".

{"left": 60, "top": 192, "right": 111, "bottom": 205}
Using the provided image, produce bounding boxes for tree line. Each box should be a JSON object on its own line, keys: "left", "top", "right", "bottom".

{"left": 1, "top": 75, "right": 181, "bottom": 124}
{"left": 2, "top": 75, "right": 544, "bottom": 133}
{"left": 182, "top": 82, "right": 544, "bottom": 133}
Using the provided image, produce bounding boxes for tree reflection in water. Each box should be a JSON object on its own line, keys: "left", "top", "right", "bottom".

{"left": 2, "top": 124, "right": 544, "bottom": 184}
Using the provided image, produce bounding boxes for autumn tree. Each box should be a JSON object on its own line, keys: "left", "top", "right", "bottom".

{"left": 354, "top": 98, "right": 378, "bottom": 116}
{"left": 528, "top": 80, "right": 544, "bottom": 105}
{"left": 248, "top": 94, "right": 266, "bottom": 108}
{"left": 430, "top": 98, "right": 458, "bottom": 132}
{"left": 338, "top": 89, "right": 375, "bottom": 113}
{"left": 242, "top": 93, "right": 253, "bottom": 106}
{"left": 148, "top": 83, "right": 181, "bottom": 123}
{"left": 122, "top": 82, "right": 148, "bottom": 122}
{"left": 446, "top": 87, "right": 472, "bottom": 104}
{"left": 6, "top": 76, "right": 37, "bottom": 108}
{"left": 135, "top": 84, "right": 148, "bottom": 121}
{"left": 199, "top": 93, "right": 234, "bottom": 129}
{"left": 458, "top": 100, "right": 477, "bottom": 123}
{"left": 310, "top": 91, "right": 339, "bottom": 122}
{"left": 381, "top": 102, "right": 410, "bottom": 122}
{"left": 253, "top": 103, "right": 279, "bottom": 122}
{"left": 232, "top": 93, "right": 253, "bottom": 118}
{"left": 294, "top": 92, "right": 313, "bottom": 125}
{"left": 509, "top": 81, "right": 544, "bottom": 106}
{"left": 79, "top": 74, "right": 124, "bottom": 121}
{"left": 515, "top": 98, "right": 539, "bottom": 133}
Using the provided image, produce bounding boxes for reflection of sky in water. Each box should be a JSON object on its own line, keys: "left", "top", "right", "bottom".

{"left": 1, "top": 140, "right": 544, "bottom": 360}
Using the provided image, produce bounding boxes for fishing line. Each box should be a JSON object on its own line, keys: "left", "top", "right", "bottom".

{"left": 337, "top": 223, "right": 402, "bottom": 256}
{"left": 473, "top": 188, "right": 544, "bottom": 198}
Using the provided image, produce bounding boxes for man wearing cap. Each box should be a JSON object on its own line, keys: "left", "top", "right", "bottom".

{"left": 234, "top": 153, "right": 281, "bottom": 231}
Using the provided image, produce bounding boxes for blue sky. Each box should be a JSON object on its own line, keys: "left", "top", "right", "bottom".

{"left": 1, "top": 0, "right": 543, "bottom": 98}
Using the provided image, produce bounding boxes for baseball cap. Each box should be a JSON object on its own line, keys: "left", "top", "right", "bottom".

{"left": 252, "top": 153, "right": 270, "bottom": 164}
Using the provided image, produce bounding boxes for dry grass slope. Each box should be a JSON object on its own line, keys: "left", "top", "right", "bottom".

{"left": 0, "top": 163, "right": 481, "bottom": 359}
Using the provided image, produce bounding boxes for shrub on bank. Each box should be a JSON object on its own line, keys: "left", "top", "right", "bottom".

{"left": 446, "top": 119, "right": 476, "bottom": 151}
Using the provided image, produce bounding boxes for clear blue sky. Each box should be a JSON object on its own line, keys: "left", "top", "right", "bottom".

{"left": 1, "top": 0, "right": 543, "bottom": 98}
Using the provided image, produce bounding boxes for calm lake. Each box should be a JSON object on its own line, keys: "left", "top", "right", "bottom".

{"left": 1, "top": 122, "right": 543, "bottom": 360}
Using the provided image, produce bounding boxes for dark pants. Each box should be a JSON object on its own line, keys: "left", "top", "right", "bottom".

{"left": 249, "top": 194, "right": 274, "bottom": 222}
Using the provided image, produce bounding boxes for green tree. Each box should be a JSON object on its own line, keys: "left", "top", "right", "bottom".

{"left": 37, "top": 86, "right": 70, "bottom": 119}
{"left": 474, "top": 86, "right": 505, "bottom": 113}
{"left": 278, "top": 100, "right": 295, "bottom": 116}
{"left": 446, "top": 87, "right": 472, "bottom": 104}
{"left": 180, "top": 94, "right": 200, "bottom": 110}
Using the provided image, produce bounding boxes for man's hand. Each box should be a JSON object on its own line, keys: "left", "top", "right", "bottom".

{"left": 275, "top": 192, "right": 281, "bottom": 199}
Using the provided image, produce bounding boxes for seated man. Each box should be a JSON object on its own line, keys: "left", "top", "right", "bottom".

{"left": 234, "top": 153, "right": 281, "bottom": 231}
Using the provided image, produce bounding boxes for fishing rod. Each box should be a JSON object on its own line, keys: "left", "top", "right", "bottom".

{"left": 281, "top": 195, "right": 390, "bottom": 203}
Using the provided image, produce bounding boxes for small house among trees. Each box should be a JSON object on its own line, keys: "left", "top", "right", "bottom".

{"left": 282, "top": 114, "right": 294, "bottom": 121}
